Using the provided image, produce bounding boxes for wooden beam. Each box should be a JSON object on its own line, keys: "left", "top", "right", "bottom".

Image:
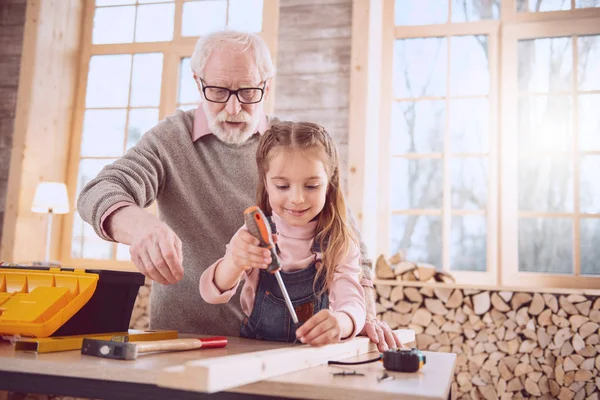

{"left": 347, "top": 0, "right": 384, "bottom": 257}
{"left": 157, "top": 329, "right": 415, "bottom": 393}
{"left": 1, "top": 0, "right": 84, "bottom": 263}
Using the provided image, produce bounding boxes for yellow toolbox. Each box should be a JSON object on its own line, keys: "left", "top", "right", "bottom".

{"left": 0, "top": 265, "right": 145, "bottom": 338}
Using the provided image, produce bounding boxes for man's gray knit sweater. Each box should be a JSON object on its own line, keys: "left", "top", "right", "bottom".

{"left": 77, "top": 109, "right": 264, "bottom": 336}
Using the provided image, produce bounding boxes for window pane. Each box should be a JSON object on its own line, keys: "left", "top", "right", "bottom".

{"left": 450, "top": 215, "right": 486, "bottom": 271}
{"left": 578, "top": 35, "right": 600, "bottom": 91}
{"left": 451, "top": 0, "right": 500, "bottom": 22}
{"left": 517, "top": 0, "right": 571, "bottom": 12}
{"left": 390, "top": 101, "right": 444, "bottom": 154}
{"left": 182, "top": 0, "right": 227, "bottom": 37}
{"left": 576, "top": 0, "right": 600, "bottom": 8}
{"left": 130, "top": 53, "right": 163, "bottom": 107}
{"left": 138, "top": 0, "right": 173, "bottom": 2}
{"left": 116, "top": 243, "right": 131, "bottom": 261}
{"left": 179, "top": 58, "right": 199, "bottom": 104}
{"left": 518, "top": 96, "right": 572, "bottom": 153}
{"left": 75, "top": 158, "right": 116, "bottom": 195}
{"left": 228, "top": 0, "right": 263, "bottom": 32}
{"left": 86, "top": 55, "right": 132, "bottom": 108}
{"left": 126, "top": 108, "right": 159, "bottom": 150}
{"left": 80, "top": 109, "right": 127, "bottom": 157}
{"left": 579, "top": 94, "right": 600, "bottom": 151}
{"left": 581, "top": 218, "right": 600, "bottom": 275}
{"left": 519, "top": 218, "right": 573, "bottom": 274}
{"left": 518, "top": 37, "right": 572, "bottom": 93}
{"left": 390, "top": 158, "right": 443, "bottom": 210}
{"left": 519, "top": 156, "right": 574, "bottom": 213}
{"left": 135, "top": 3, "right": 175, "bottom": 42}
{"left": 391, "top": 215, "right": 443, "bottom": 268}
{"left": 96, "top": 0, "right": 135, "bottom": 5}
{"left": 581, "top": 155, "right": 600, "bottom": 214}
{"left": 92, "top": 6, "right": 135, "bottom": 44}
{"left": 72, "top": 158, "right": 118, "bottom": 260}
{"left": 450, "top": 98, "right": 489, "bottom": 153}
{"left": 178, "top": 104, "right": 197, "bottom": 111}
{"left": 395, "top": 0, "right": 448, "bottom": 26}
{"left": 394, "top": 38, "right": 447, "bottom": 98}
{"left": 450, "top": 35, "right": 489, "bottom": 96}
{"left": 71, "top": 212, "right": 114, "bottom": 260}
{"left": 451, "top": 157, "right": 488, "bottom": 210}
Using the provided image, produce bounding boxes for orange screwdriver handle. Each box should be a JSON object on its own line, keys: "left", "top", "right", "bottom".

{"left": 244, "top": 206, "right": 281, "bottom": 274}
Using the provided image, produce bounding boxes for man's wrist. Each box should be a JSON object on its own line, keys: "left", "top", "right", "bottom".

{"left": 335, "top": 311, "right": 354, "bottom": 340}
{"left": 105, "top": 205, "right": 138, "bottom": 243}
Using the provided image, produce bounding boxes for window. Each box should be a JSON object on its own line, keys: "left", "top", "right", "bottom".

{"left": 501, "top": 3, "right": 600, "bottom": 288}
{"left": 377, "top": 0, "right": 500, "bottom": 285}
{"left": 64, "top": 0, "right": 279, "bottom": 269}
{"left": 363, "top": 0, "right": 600, "bottom": 287}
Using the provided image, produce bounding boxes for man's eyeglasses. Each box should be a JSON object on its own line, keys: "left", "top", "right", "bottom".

{"left": 199, "top": 79, "right": 266, "bottom": 104}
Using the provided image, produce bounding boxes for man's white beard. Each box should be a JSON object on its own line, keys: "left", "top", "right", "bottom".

{"left": 204, "top": 103, "right": 261, "bottom": 145}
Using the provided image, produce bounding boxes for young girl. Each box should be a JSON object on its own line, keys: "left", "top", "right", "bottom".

{"left": 199, "top": 121, "right": 366, "bottom": 345}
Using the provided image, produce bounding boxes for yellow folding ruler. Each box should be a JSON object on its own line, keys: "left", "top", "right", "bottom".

{"left": 14, "top": 329, "right": 178, "bottom": 353}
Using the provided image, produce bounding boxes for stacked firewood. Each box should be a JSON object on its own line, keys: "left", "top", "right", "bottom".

{"left": 129, "top": 279, "right": 151, "bottom": 330}
{"left": 375, "top": 252, "right": 454, "bottom": 284}
{"left": 374, "top": 253, "right": 600, "bottom": 399}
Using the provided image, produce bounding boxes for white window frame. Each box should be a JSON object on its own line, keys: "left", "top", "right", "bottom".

{"left": 501, "top": 13, "right": 600, "bottom": 289}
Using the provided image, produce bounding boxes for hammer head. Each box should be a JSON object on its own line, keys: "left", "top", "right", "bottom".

{"left": 82, "top": 338, "right": 138, "bottom": 360}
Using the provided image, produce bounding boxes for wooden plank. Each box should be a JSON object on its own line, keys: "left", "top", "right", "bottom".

{"left": 2, "top": 0, "right": 84, "bottom": 263}
{"left": 0, "top": 335, "right": 285, "bottom": 384}
{"left": 278, "top": 1, "right": 352, "bottom": 40}
{"left": 276, "top": 37, "right": 351, "bottom": 76}
{"left": 157, "top": 329, "right": 415, "bottom": 393}
{"left": 274, "top": 73, "right": 350, "bottom": 112}
{"left": 347, "top": 0, "right": 385, "bottom": 256}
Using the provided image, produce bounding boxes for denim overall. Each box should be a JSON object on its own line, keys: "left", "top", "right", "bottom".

{"left": 240, "top": 218, "right": 329, "bottom": 343}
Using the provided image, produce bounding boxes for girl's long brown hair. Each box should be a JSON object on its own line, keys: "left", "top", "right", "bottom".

{"left": 256, "top": 121, "right": 358, "bottom": 294}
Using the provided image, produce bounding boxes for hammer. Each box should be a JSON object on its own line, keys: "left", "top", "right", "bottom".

{"left": 81, "top": 336, "right": 227, "bottom": 360}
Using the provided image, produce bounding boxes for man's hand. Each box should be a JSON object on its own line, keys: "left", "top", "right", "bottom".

{"left": 107, "top": 206, "right": 183, "bottom": 285}
{"left": 361, "top": 318, "right": 404, "bottom": 352}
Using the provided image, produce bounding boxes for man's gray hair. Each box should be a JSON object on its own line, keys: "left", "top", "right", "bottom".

{"left": 190, "top": 30, "right": 275, "bottom": 82}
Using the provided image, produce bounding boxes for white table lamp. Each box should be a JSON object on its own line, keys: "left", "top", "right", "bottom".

{"left": 31, "top": 182, "right": 70, "bottom": 264}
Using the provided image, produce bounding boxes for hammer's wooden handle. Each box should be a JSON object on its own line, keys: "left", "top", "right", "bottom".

{"left": 134, "top": 337, "right": 227, "bottom": 354}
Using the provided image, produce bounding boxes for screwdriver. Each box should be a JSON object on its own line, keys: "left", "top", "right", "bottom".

{"left": 243, "top": 206, "right": 299, "bottom": 325}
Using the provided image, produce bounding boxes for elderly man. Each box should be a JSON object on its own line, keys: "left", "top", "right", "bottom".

{"left": 78, "top": 30, "right": 400, "bottom": 351}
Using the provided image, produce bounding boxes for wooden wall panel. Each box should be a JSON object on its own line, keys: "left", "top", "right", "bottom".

{"left": 1, "top": 0, "right": 84, "bottom": 263}
{"left": 274, "top": 0, "right": 352, "bottom": 185}
{"left": 0, "top": 0, "right": 26, "bottom": 253}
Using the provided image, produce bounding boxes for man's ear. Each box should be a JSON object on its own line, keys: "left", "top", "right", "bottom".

{"left": 264, "top": 78, "right": 273, "bottom": 98}
{"left": 193, "top": 73, "right": 203, "bottom": 95}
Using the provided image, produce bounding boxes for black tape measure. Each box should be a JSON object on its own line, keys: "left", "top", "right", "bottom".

{"left": 382, "top": 348, "right": 426, "bottom": 372}
{"left": 328, "top": 348, "right": 426, "bottom": 373}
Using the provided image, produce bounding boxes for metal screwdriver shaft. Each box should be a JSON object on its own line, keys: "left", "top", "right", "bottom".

{"left": 243, "top": 206, "right": 299, "bottom": 325}
{"left": 274, "top": 271, "right": 299, "bottom": 324}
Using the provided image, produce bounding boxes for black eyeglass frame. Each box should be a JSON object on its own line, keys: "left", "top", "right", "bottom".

{"left": 199, "top": 78, "right": 267, "bottom": 104}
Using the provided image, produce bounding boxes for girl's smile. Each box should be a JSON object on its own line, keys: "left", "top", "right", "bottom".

{"left": 284, "top": 207, "right": 310, "bottom": 217}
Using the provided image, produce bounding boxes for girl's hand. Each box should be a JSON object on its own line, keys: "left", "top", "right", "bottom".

{"left": 226, "top": 229, "right": 277, "bottom": 272}
{"left": 214, "top": 230, "right": 277, "bottom": 293}
{"left": 295, "top": 309, "right": 349, "bottom": 346}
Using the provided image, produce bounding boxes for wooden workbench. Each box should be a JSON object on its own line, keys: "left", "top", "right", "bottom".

{"left": 0, "top": 331, "right": 456, "bottom": 400}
